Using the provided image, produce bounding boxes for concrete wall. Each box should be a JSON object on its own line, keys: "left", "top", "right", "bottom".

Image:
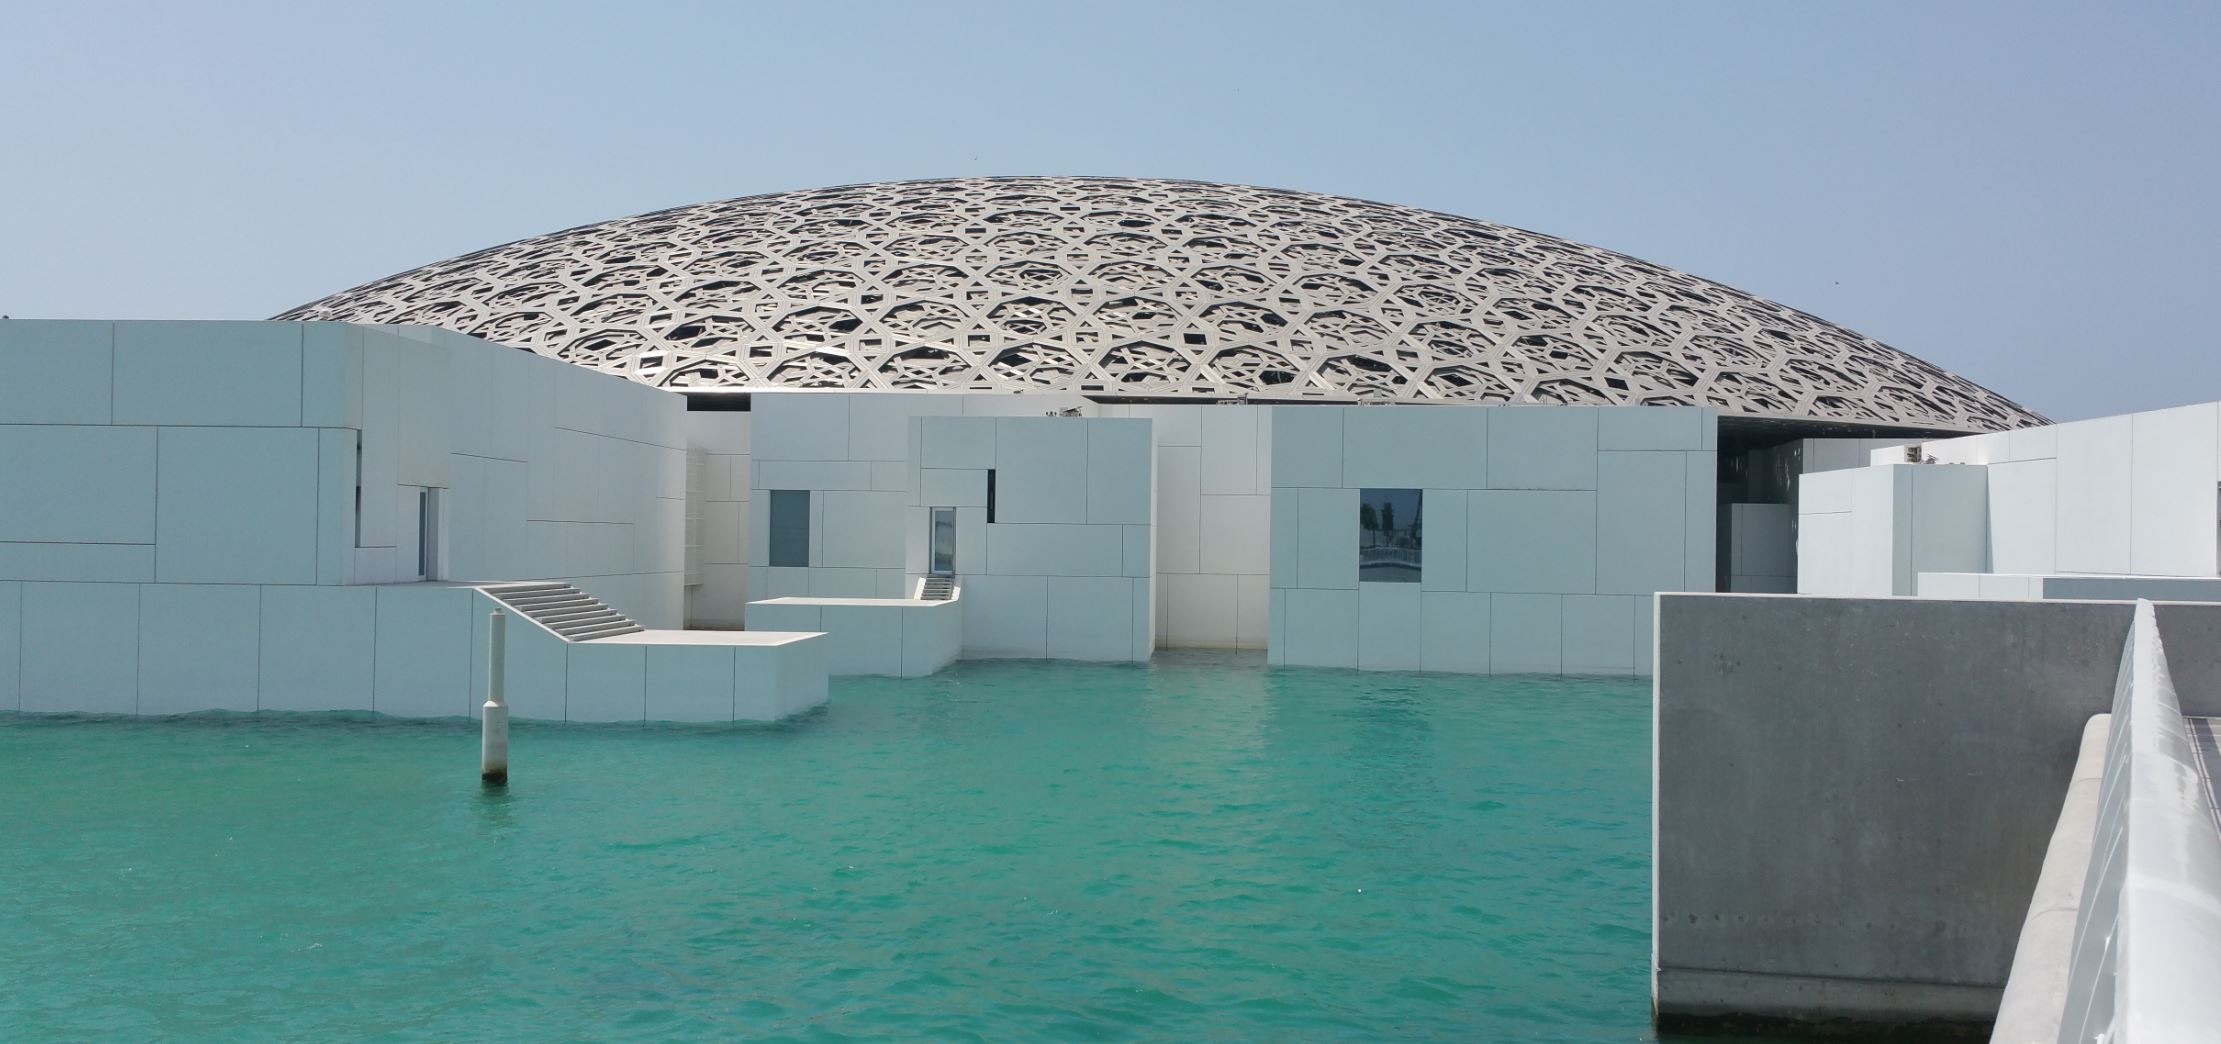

{"left": 1725, "top": 503, "right": 1794, "bottom": 592}
{"left": 1101, "top": 403, "right": 1271, "bottom": 651}
{"left": 1796, "top": 463, "right": 1989, "bottom": 596}
{"left": 745, "top": 595, "right": 961, "bottom": 677}
{"left": 682, "top": 411, "right": 752, "bottom": 627}
{"left": 905, "top": 415, "right": 1155, "bottom": 661}
{"left": 1268, "top": 404, "right": 1715, "bottom": 675}
{"left": 1652, "top": 593, "right": 2221, "bottom": 1030}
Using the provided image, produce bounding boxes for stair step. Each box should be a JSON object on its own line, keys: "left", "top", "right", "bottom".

{"left": 483, "top": 581, "right": 645, "bottom": 643}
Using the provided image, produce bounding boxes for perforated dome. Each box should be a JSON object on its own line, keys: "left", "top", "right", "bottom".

{"left": 277, "top": 176, "right": 2041, "bottom": 431}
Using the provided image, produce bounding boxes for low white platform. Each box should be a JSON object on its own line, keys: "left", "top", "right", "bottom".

{"left": 746, "top": 593, "right": 960, "bottom": 678}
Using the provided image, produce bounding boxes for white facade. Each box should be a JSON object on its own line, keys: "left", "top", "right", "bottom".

{"left": 1267, "top": 405, "right": 1718, "bottom": 675}
{"left": 1798, "top": 400, "right": 2221, "bottom": 599}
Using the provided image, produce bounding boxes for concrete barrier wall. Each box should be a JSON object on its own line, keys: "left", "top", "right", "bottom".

{"left": 1652, "top": 594, "right": 2221, "bottom": 1031}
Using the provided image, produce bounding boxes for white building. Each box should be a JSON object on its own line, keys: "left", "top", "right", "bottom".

{"left": 3, "top": 176, "right": 2091, "bottom": 719}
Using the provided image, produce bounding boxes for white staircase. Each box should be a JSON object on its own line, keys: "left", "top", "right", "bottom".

{"left": 481, "top": 582, "right": 643, "bottom": 641}
{"left": 919, "top": 575, "right": 956, "bottom": 601}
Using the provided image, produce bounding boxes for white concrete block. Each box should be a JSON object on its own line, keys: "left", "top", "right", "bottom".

{"left": 1420, "top": 591, "right": 1490, "bottom": 673}
{"left": 1684, "top": 452, "right": 1717, "bottom": 591}
{"left": 157, "top": 427, "right": 320, "bottom": 584}
{"left": 1728, "top": 503, "right": 1795, "bottom": 578}
{"left": 1270, "top": 405, "right": 1343, "bottom": 489}
{"left": 300, "top": 323, "right": 363, "bottom": 430}
{"left": 0, "top": 425, "right": 156, "bottom": 543}
{"left": 1561, "top": 594, "right": 1635, "bottom": 674}
{"left": 1123, "top": 525, "right": 1151, "bottom": 578}
{"left": 1418, "top": 490, "right": 1468, "bottom": 592}
{"left": 1281, "top": 587, "right": 1358, "bottom": 668}
{"left": 1296, "top": 486, "right": 1358, "bottom": 589}
{"left": 703, "top": 500, "right": 746, "bottom": 566}
{"left": 566, "top": 643, "right": 646, "bottom": 722}
{"left": 113, "top": 321, "right": 302, "bottom": 426}
{"left": 821, "top": 489, "right": 906, "bottom": 569}
{"left": 956, "top": 507, "right": 986, "bottom": 577}
{"left": 1982, "top": 574, "right": 2044, "bottom": 600}
{"left": 21, "top": 582, "right": 137, "bottom": 713}
{"left": 1987, "top": 460, "right": 2057, "bottom": 575}
{"left": 825, "top": 603, "right": 907, "bottom": 676}
{"left": 902, "top": 601, "right": 963, "bottom": 676}
{"left": 1199, "top": 495, "right": 1270, "bottom": 575}
{"left": 1357, "top": 582, "right": 1423, "bottom": 670}
{"left": 847, "top": 393, "right": 934, "bottom": 461}
{"left": 1595, "top": 452, "right": 1686, "bottom": 595}
{"left": 1200, "top": 406, "right": 1260, "bottom": 495}
{"left": 643, "top": 646, "right": 735, "bottom": 722}
{"left": 1599, "top": 406, "right": 1705, "bottom": 451}
{"left": 1906, "top": 465, "right": 1990, "bottom": 583}
{"left": 1267, "top": 587, "right": 1287, "bottom": 663}
{"left": 755, "top": 459, "right": 874, "bottom": 492}
{"left": 1916, "top": 572, "right": 1982, "bottom": 599}
{"left": 1727, "top": 574, "right": 1796, "bottom": 594}
{"left": 1489, "top": 592, "right": 1562, "bottom": 674}
{"left": 373, "top": 586, "right": 474, "bottom": 718}
{"left": 0, "top": 581, "right": 14, "bottom": 709}
{"left": 0, "top": 320, "right": 112, "bottom": 423}
{"left": 2129, "top": 402, "right": 2220, "bottom": 576}
{"left": 1157, "top": 446, "right": 1202, "bottom": 574}
{"left": 921, "top": 414, "right": 998, "bottom": 470}
{"left": 751, "top": 392, "right": 850, "bottom": 461}
{"left": 1131, "top": 403, "right": 1201, "bottom": 447}
{"left": 920, "top": 468, "right": 988, "bottom": 508}
{"left": 1089, "top": 419, "right": 1155, "bottom": 524}
{"left": 1800, "top": 469, "right": 1856, "bottom": 515}
{"left": 0, "top": 542, "right": 155, "bottom": 582}
{"left": 137, "top": 584, "right": 260, "bottom": 714}
{"left": 257, "top": 585, "right": 375, "bottom": 713}
{"left": 2006, "top": 424, "right": 2058, "bottom": 463}
{"left": 995, "top": 418, "right": 1089, "bottom": 523}
{"left": 1796, "top": 511, "right": 1854, "bottom": 595}
{"left": 806, "top": 567, "right": 881, "bottom": 598}
{"left": 1130, "top": 580, "right": 1155, "bottom": 660}
{"left": 987, "top": 523, "right": 1124, "bottom": 577}
{"left": 1486, "top": 407, "right": 1597, "bottom": 490}
{"left": 1235, "top": 573, "right": 1269, "bottom": 649}
{"left": 1343, "top": 406, "right": 1487, "bottom": 489}
{"left": 962, "top": 573, "right": 1047, "bottom": 658}
{"left": 2053, "top": 415, "right": 2134, "bottom": 574}
{"left": 1468, "top": 490, "right": 1596, "bottom": 594}
{"left": 1267, "top": 483, "right": 1299, "bottom": 585}
{"left": 1164, "top": 571, "right": 1238, "bottom": 647}
{"left": 1046, "top": 576, "right": 1139, "bottom": 661}
{"left": 1633, "top": 594, "right": 1656, "bottom": 675}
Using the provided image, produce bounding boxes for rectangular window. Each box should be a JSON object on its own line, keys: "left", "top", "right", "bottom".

{"left": 416, "top": 489, "right": 439, "bottom": 579}
{"left": 929, "top": 507, "right": 957, "bottom": 576}
{"left": 768, "top": 489, "right": 810, "bottom": 567}
{"left": 1358, "top": 488, "right": 1422, "bottom": 583}
{"left": 986, "top": 468, "right": 997, "bottom": 524}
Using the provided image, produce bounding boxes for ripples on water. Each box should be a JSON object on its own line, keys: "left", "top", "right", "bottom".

{"left": 0, "top": 653, "right": 1668, "bottom": 1040}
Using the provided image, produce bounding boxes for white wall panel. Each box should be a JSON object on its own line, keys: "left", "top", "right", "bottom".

{"left": 1420, "top": 591, "right": 1490, "bottom": 673}
{"left": 1088, "top": 419, "right": 1154, "bottom": 523}
{"left": 1163, "top": 572, "right": 1237, "bottom": 647}
{"left": 565, "top": 643, "right": 646, "bottom": 723}
{"left": 995, "top": 418, "right": 1089, "bottom": 523}
{"left": 1983, "top": 458, "right": 2056, "bottom": 576}
{"left": 1561, "top": 594, "right": 1635, "bottom": 674}
{"left": 1235, "top": 574, "right": 1268, "bottom": 649}
{"left": 0, "top": 320, "right": 111, "bottom": 424}
{"left": 820, "top": 489, "right": 905, "bottom": 569}
{"left": 1157, "top": 446, "right": 1203, "bottom": 574}
{"left": 847, "top": 393, "right": 938, "bottom": 461}
{"left": 919, "top": 468, "right": 988, "bottom": 508}
{"left": 1419, "top": 490, "right": 1468, "bottom": 592}
{"left": 961, "top": 573, "right": 1048, "bottom": 658}
{"left": 1487, "top": 407, "right": 1597, "bottom": 490}
{"left": 1200, "top": 406, "right": 1260, "bottom": 495}
{"left": 1281, "top": 587, "right": 1358, "bottom": 668}
{"left": 1123, "top": 525, "right": 1151, "bottom": 578}
{"left": 1199, "top": 495, "right": 1270, "bottom": 575}
{"left": 1357, "top": 582, "right": 1422, "bottom": 670}
{"left": 0, "top": 581, "right": 16, "bottom": 709}
{"left": 156, "top": 427, "right": 320, "bottom": 585}
{"left": 1599, "top": 406, "right": 1704, "bottom": 451}
{"left": 372, "top": 586, "right": 473, "bottom": 718}
{"left": 1489, "top": 592, "right": 1562, "bottom": 674}
{"left": 751, "top": 392, "right": 850, "bottom": 461}
{"left": 20, "top": 582, "right": 137, "bottom": 713}
{"left": 258, "top": 585, "right": 375, "bottom": 713}
{"left": 823, "top": 603, "right": 906, "bottom": 676}
{"left": 138, "top": 584, "right": 260, "bottom": 714}
{"left": 1468, "top": 490, "right": 1596, "bottom": 594}
{"left": 645, "top": 645, "right": 736, "bottom": 722}
{"left": 2129, "top": 403, "right": 2220, "bottom": 576}
{"left": 1269, "top": 406, "right": 1343, "bottom": 489}
{"left": 1046, "top": 576, "right": 1138, "bottom": 661}
{"left": 113, "top": 321, "right": 302, "bottom": 427}
{"left": 1796, "top": 511, "right": 1854, "bottom": 595}
{"left": 1595, "top": 452, "right": 1686, "bottom": 595}
{"left": 2054, "top": 416, "right": 2134, "bottom": 574}
{"left": 0, "top": 425, "right": 156, "bottom": 543}
{"left": 1344, "top": 407, "right": 1487, "bottom": 489}
{"left": 0, "top": 542, "right": 154, "bottom": 582}
{"left": 920, "top": 414, "right": 997, "bottom": 469}
{"left": 1295, "top": 486, "right": 1357, "bottom": 589}
{"left": 987, "top": 523, "right": 1124, "bottom": 577}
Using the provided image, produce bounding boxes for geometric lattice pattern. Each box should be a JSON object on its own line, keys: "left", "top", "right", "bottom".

{"left": 276, "top": 176, "right": 2043, "bottom": 432}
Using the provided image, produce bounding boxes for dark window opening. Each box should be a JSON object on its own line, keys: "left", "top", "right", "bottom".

{"left": 768, "top": 489, "right": 810, "bottom": 567}
{"left": 986, "top": 469, "right": 997, "bottom": 524}
{"left": 1358, "top": 488, "right": 1422, "bottom": 583}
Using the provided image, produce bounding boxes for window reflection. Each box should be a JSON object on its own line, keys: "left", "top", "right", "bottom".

{"left": 1358, "top": 488, "right": 1422, "bottom": 583}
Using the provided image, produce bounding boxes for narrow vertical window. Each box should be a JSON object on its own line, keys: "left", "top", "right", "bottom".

{"left": 986, "top": 469, "right": 997, "bottom": 524}
{"left": 768, "top": 489, "right": 810, "bottom": 567}
{"left": 416, "top": 489, "right": 437, "bottom": 579}
{"left": 1358, "top": 488, "right": 1422, "bottom": 583}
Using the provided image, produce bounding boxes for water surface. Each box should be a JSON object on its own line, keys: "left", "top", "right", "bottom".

{"left": 2, "top": 654, "right": 1671, "bottom": 1040}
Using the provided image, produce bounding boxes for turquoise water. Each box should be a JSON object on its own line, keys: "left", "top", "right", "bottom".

{"left": 2, "top": 654, "right": 1670, "bottom": 1041}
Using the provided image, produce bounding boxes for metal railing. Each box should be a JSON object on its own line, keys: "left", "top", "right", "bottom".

{"left": 2055, "top": 600, "right": 2221, "bottom": 1042}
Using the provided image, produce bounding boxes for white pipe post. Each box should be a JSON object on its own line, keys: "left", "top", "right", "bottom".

{"left": 482, "top": 607, "right": 509, "bottom": 786}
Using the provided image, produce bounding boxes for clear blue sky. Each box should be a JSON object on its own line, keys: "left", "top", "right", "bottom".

{"left": 3, "top": 0, "right": 2214, "bottom": 420}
